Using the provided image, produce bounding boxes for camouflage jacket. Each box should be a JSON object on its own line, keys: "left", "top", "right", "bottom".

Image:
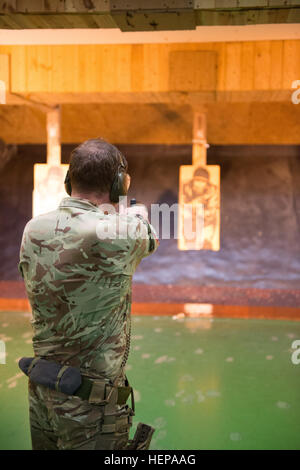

{"left": 19, "top": 197, "right": 158, "bottom": 383}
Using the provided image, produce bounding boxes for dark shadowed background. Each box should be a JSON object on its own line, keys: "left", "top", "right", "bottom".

{"left": 0, "top": 144, "right": 299, "bottom": 291}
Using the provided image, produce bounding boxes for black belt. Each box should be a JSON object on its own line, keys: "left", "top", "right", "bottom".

{"left": 19, "top": 356, "right": 133, "bottom": 407}
{"left": 75, "top": 376, "right": 133, "bottom": 407}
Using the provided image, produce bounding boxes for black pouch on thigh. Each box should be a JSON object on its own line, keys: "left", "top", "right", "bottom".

{"left": 18, "top": 357, "right": 82, "bottom": 395}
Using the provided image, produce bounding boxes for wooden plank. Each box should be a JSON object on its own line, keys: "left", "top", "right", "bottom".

{"left": 94, "top": 44, "right": 104, "bottom": 93}
{"left": 60, "top": 103, "right": 193, "bottom": 145}
{"left": 158, "top": 43, "right": 171, "bottom": 92}
{"left": 192, "top": 112, "right": 207, "bottom": 166}
{"left": 5, "top": 89, "right": 293, "bottom": 106}
{"left": 6, "top": 0, "right": 111, "bottom": 13}
{"left": 224, "top": 42, "right": 241, "bottom": 91}
{"left": 51, "top": 45, "right": 67, "bottom": 93}
{"left": 51, "top": 45, "right": 81, "bottom": 93}
{"left": 3, "top": 41, "right": 300, "bottom": 95}
{"left": 63, "top": 45, "right": 80, "bottom": 93}
{"left": 282, "top": 40, "right": 300, "bottom": 90}
{"left": 143, "top": 44, "right": 161, "bottom": 92}
{"left": 254, "top": 41, "right": 271, "bottom": 90}
{"left": 77, "top": 45, "right": 89, "bottom": 93}
{"left": 26, "top": 45, "right": 53, "bottom": 92}
{"left": 169, "top": 50, "right": 217, "bottom": 91}
{"left": 102, "top": 45, "right": 116, "bottom": 93}
{"left": 46, "top": 108, "right": 61, "bottom": 166}
{"left": 10, "top": 45, "right": 26, "bottom": 93}
{"left": 215, "top": 42, "right": 226, "bottom": 91}
{"left": 78, "top": 44, "right": 102, "bottom": 93}
{"left": 115, "top": 45, "right": 131, "bottom": 93}
{"left": 2, "top": 102, "right": 300, "bottom": 145}
{"left": 270, "top": 40, "right": 283, "bottom": 90}
{"left": 131, "top": 44, "right": 144, "bottom": 92}
{"left": 192, "top": 146, "right": 207, "bottom": 167}
{"left": 240, "top": 42, "right": 255, "bottom": 90}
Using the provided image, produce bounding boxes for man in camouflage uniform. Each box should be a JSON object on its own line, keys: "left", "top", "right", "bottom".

{"left": 19, "top": 139, "right": 158, "bottom": 450}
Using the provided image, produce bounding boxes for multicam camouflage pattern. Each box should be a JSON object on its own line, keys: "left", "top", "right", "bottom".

{"left": 19, "top": 196, "right": 158, "bottom": 450}
{"left": 28, "top": 380, "right": 132, "bottom": 450}
{"left": 19, "top": 197, "right": 158, "bottom": 381}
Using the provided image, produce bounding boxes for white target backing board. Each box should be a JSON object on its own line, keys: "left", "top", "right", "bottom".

{"left": 33, "top": 164, "right": 69, "bottom": 217}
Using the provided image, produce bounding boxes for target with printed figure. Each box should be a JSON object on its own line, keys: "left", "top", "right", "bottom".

{"left": 178, "top": 164, "right": 220, "bottom": 251}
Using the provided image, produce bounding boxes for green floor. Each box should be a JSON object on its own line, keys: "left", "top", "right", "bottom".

{"left": 0, "top": 311, "right": 300, "bottom": 450}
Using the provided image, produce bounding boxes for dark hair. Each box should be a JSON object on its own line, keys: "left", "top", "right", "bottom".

{"left": 69, "top": 138, "right": 127, "bottom": 195}
{"left": 193, "top": 167, "right": 209, "bottom": 181}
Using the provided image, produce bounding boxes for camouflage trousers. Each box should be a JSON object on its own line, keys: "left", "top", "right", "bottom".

{"left": 28, "top": 380, "right": 133, "bottom": 450}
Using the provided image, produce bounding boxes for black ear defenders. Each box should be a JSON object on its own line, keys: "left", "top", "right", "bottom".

{"left": 109, "top": 152, "right": 129, "bottom": 203}
{"left": 64, "top": 150, "right": 129, "bottom": 203}
{"left": 64, "top": 171, "right": 72, "bottom": 197}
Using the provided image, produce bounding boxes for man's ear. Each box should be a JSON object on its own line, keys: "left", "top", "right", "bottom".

{"left": 126, "top": 174, "right": 131, "bottom": 192}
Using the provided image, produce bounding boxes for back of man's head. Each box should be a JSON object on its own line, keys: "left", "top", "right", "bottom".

{"left": 69, "top": 138, "right": 127, "bottom": 197}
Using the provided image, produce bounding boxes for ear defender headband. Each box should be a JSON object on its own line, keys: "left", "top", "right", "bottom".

{"left": 109, "top": 151, "right": 129, "bottom": 203}
{"left": 64, "top": 149, "right": 129, "bottom": 203}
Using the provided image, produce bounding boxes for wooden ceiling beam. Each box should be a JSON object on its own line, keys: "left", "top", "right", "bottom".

{"left": 0, "top": 1, "right": 299, "bottom": 29}
{"left": 1, "top": 102, "right": 300, "bottom": 145}
{"left": 4, "top": 90, "right": 295, "bottom": 106}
